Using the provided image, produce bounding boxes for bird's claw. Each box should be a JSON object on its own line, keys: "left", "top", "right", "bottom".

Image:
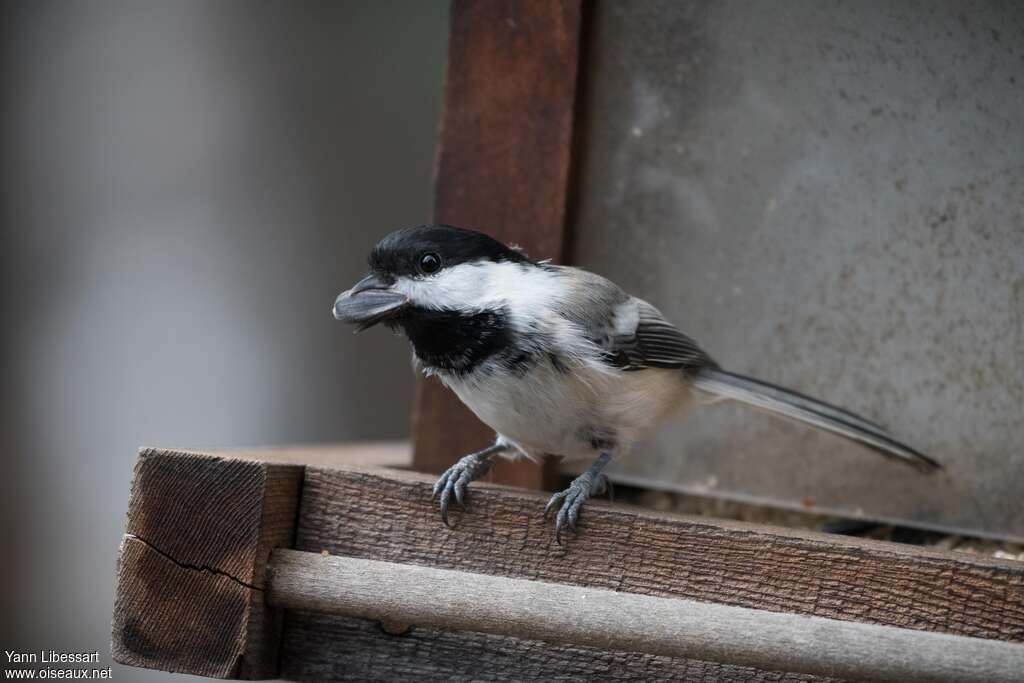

{"left": 544, "top": 472, "right": 609, "bottom": 544}
{"left": 432, "top": 452, "right": 494, "bottom": 526}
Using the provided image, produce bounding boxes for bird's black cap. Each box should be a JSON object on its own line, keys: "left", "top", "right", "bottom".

{"left": 368, "top": 224, "right": 532, "bottom": 278}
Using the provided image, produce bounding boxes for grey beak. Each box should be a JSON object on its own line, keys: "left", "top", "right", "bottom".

{"left": 332, "top": 273, "right": 408, "bottom": 329}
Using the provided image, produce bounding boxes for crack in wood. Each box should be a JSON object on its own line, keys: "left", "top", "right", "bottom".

{"left": 124, "top": 533, "right": 263, "bottom": 592}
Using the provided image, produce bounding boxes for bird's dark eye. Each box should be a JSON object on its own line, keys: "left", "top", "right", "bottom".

{"left": 419, "top": 252, "right": 442, "bottom": 275}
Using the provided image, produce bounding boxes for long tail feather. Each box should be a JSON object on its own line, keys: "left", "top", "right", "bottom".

{"left": 693, "top": 368, "right": 940, "bottom": 471}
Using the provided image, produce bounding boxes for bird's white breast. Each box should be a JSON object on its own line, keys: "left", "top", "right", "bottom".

{"left": 408, "top": 260, "right": 693, "bottom": 460}
{"left": 443, "top": 357, "right": 692, "bottom": 461}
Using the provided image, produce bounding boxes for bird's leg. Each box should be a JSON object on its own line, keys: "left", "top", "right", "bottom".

{"left": 432, "top": 442, "right": 509, "bottom": 526}
{"left": 544, "top": 452, "right": 612, "bottom": 544}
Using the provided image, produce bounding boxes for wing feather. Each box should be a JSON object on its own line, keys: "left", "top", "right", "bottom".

{"left": 547, "top": 266, "right": 713, "bottom": 373}
{"left": 607, "top": 299, "right": 715, "bottom": 373}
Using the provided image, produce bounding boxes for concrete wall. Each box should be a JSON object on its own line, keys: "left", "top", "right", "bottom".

{"left": 570, "top": 0, "right": 1024, "bottom": 541}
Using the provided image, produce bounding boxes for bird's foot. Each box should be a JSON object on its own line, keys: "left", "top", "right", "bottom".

{"left": 432, "top": 450, "right": 495, "bottom": 526}
{"left": 544, "top": 470, "right": 609, "bottom": 544}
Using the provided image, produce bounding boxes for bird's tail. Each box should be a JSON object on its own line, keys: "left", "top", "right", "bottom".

{"left": 692, "top": 367, "right": 940, "bottom": 472}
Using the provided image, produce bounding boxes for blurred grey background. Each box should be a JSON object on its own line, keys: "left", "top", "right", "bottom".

{"left": 1, "top": 0, "right": 447, "bottom": 679}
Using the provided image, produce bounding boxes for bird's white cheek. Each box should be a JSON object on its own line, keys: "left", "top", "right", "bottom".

{"left": 393, "top": 268, "right": 492, "bottom": 311}
{"left": 392, "top": 277, "right": 444, "bottom": 308}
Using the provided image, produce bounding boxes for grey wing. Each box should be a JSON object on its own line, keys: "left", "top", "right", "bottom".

{"left": 619, "top": 300, "right": 717, "bottom": 372}
{"left": 549, "top": 266, "right": 715, "bottom": 373}
{"left": 609, "top": 299, "right": 717, "bottom": 373}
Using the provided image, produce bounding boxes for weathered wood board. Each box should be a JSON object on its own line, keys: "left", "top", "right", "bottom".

{"left": 111, "top": 448, "right": 1024, "bottom": 681}
{"left": 291, "top": 466, "right": 1024, "bottom": 643}
{"left": 269, "top": 549, "right": 1024, "bottom": 683}
{"left": 280, "top": 610, "right": 838, "bottom": 683}
{"left": 414, "top": 0, "right": 583, "bottom": 490}
{"left": 279, "top": 463, "right": 1024, "bottom": 681}
{"left": 111, "top": 449, "right": 303, "bottom": 678}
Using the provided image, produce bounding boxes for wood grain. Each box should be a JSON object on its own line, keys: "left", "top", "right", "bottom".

{"left": 293, "top": 465, "right": 1024, "bottom": 643}
{"left": 280, "top": 610, "right": 838, "bottom": 683}
{"left": 182, "top": 441, "right": 411, "bottom": 469}
{"left": 111, "top": 448, "right": 303, "bottom": 679}
{"left": 268, "top": 549, "right": 1024, "bottom": 683}
{"left": 110, "top": 449, "right": 1024, "bottom": 681}
{"left": 414, "top": 0, "right": 584, "bottom": 489}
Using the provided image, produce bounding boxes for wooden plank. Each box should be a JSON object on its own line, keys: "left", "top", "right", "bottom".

{"left": 292, "top": 465, "right": 1024, "bottom": 644}
{"left": 413, "top": 0, "right": 583, "bottom": 489}
{"left": 268, "top": 549, "right": 1024, "bottom": 683}
{"left": 184, "top": 441, "right": 411, "bottom": 469}
{"left": 280, "top": 610, "right": 838, "bottom": 683}
{"left": 111, "top": 448, "right": 303, "bottom": 679}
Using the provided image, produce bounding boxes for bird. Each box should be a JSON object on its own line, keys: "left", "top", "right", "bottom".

{"left": 332, "top": 224, "right": 939, "bottom": 543}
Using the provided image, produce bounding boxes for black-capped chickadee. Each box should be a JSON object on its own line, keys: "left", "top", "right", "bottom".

{"left": 333, "top": 225, "right": 938, "bottom": 542}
